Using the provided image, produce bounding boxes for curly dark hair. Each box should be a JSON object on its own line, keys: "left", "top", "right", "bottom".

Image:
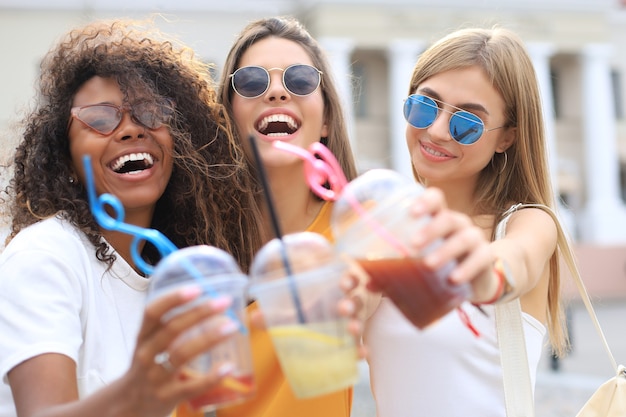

{"left": 1, "top": 19, "right": 263, "bottom": 272}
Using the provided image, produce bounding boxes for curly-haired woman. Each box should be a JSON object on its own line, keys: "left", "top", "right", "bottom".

{"left": 0, "top": 19, "right": 263, "bottom": 417}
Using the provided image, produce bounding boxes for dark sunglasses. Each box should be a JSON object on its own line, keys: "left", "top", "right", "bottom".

{"left": 230, "top": 64, "right": 323, "bottom": 99}
{"left": 403, "top": 94, "right": 505, "bottom": 145}
{"left": 68, "top": 100, "right": 174, "bottom": 135}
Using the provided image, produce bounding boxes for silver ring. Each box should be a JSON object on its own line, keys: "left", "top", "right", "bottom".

{"left": 154, "top": 351, "right": 175, "bottom": 372}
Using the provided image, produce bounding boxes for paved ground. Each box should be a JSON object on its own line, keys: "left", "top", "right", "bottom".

{"left": 351, "top": 298, "right": 626, "bottom": 417}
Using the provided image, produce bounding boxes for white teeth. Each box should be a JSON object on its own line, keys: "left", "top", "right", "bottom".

{"left": 110, "top": 152, "right": 154, "bottom": 172}
{"left": 424, "top": 145, "right": 448, "bottom": 157}
{"left": 256, "top": 114, "right": 299, "bottom": 132}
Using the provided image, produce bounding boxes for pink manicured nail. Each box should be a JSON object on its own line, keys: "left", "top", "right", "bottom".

{"left": 208, "top": 295, "right": 233, "bottom": 310}
{"left": 179, "top": 285, "right": 202, "bottom": 300}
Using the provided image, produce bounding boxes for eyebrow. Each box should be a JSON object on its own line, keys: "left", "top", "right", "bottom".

{"left": 417, "top": 87, "right": 490, "bottom": 115}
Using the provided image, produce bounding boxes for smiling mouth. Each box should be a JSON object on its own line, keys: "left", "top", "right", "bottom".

{"left": 110, "top": 152, "right": 155, "bottom": 174}
{"left": 256, "top": 114, "right": 299, "bottom": 137}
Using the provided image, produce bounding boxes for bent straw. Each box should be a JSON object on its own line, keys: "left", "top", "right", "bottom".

{"left": 272, "top": 142, "right": 487, "bottom": 327}
{"left": 247, "top": 135, "right": 306, "bottom": 324}
{"left": 272, "top": 140, "right": 411, "bottom": 257}
{"left": 81, "top": 155, "right": 246, "bottom": 332}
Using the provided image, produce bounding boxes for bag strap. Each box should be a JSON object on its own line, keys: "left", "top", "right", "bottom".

{"left": 496, "top": 203, "right": 620, "bottom": 416}
{"left": 494, "top": 204, "right": 535, "bottom": 417}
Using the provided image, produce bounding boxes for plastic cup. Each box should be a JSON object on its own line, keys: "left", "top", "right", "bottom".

{"left": 331, "top": 169, "right": 472, "bottom": 329}
{"left": 248, "top": 232, "right": 359, "bottom": 398}
{"left": 147, "top": 245, "right": 255, "bottom": 411}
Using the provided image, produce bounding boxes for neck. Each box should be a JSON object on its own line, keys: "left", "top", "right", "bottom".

{"left": 101, "top": 206, "right": 154, "bottom": 274}
{"left": 261, "top": 164, "right": 324, "bottom": 237}
{"left": 425, "top": 178, "right": 476, "bottom": 215}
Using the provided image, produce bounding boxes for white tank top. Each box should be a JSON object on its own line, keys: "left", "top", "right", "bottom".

{"left": 364, "top": 298, "right": 546, "bottom": 417}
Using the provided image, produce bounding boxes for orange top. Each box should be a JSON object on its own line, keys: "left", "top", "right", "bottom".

{"left": 218, "top": 201, "right": 352, "bottom": 417}
{"left": 175, "top": 202, "right": 352, "bottom": 417}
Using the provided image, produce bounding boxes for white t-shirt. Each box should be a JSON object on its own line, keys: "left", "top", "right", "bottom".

{"left": 364, "top": 298, "right": 546, "bottom": 417}
{"left": 0, "top": 216, "right": 149, "bottom": 417}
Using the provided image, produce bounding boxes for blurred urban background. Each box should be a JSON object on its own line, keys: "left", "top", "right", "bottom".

{"left": 1, "top": 1, "right": 625, "bottom": 416}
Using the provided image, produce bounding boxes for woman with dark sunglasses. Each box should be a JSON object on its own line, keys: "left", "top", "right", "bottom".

{"left": 216, "top": 16, "right": 363, "bottom": 417}
{"left": 363, "top": 27, "right": 577, "bottom": 416}
{"left": 0, "top": 19, "right": 264, "bottom": 417}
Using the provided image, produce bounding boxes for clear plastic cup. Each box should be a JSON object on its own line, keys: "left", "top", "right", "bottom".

{"left": 248, "top": 232, "right": 359, "bottom": 398}
{"left": 331, "top": 169, "right": 472, "bottom": 329}
{"left": 147, "top": 245, "right": 255, "bottom": 411}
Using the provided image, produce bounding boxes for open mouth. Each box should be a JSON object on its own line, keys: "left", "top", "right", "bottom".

{"left": 109, "top": 152, "right": 155, "bottom": 174}
{"left": 256, "top": 114, "right": 300, "bottom": 137}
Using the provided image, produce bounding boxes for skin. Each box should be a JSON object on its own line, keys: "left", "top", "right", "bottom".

{"left": 8, "top": 76, "right": 239, "bottom": 417}
{"left": 231, "top": 37, "right": 328, "bottom": 234}
{"left": 229, "top": 36, "right": 367, "bottom": 353}
{"left": 68, "top": 76, "right": 174, "bottom": 269}
{"left": 405, "top": 66, "right": 556, "bottom": 321}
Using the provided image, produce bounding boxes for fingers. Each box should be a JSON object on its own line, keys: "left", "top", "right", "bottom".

{"left": 138, "top": 285, "right": 205, "bottom": 340}
{"left": 154, "top": 361, "right": 236, "bottom": 406}
{"left": 249, "top": 308, "right": 267, "bottom": 331}
{"left": 135, "top": 292, "right": 237, "bottom": 381}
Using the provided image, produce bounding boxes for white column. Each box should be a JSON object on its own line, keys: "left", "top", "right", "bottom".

{"left": 318, "top": 37, "right": 356, "bottom": 153}
{"left": 528, "top": 42, "right": 577, "bottom": 238}
{"left": 580, "top": 44, "right": 626, "bottom": 243}
{"left": 387, "top": 39, "right": 424, "bottom": 179}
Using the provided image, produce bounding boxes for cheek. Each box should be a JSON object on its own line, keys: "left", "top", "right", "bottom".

{"left": 405, "top": 125, "right": 420, "bottom": 149}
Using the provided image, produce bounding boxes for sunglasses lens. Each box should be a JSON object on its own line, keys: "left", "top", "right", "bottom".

{"left": 232, "top": 66, "right": 269, "bottom": 98}
{"left": 77, "top": 105, "right": 122, "bottom": 134}
{"left": 449, "top": 112, "right": 483, "bottom": 144}
{"left": 133, "top": 101, "right": 174, "bottom": 129}
{"left": 284, "top": 64, "right": 321, "bottom": 96}
{"left": 403, "top": 95, "right": 438, "bottom": 128}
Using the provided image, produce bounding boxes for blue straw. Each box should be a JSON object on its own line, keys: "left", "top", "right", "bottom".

{"left": 82, "top": 155, "right": 246, "bottom": 332}
{"left": 247, "top": 136, "right": 306, "bottom": 324}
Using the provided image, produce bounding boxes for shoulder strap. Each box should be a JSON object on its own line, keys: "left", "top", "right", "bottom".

{"left": 495, "top": 204, "right": 535, "bottom": 417}
{"left": 496, "top": 203, "right": 619, "bottom": 416}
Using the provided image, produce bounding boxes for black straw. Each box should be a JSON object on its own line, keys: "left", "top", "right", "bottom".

{"left": 248, "top": 135, "right": 305, "bottom": 324}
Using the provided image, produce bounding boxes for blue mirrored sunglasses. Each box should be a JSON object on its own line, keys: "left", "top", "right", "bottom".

{"left": 403, "top": 94, "right": 505, "bottom": 145}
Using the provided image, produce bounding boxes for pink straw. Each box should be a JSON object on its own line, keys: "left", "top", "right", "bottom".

{"left": 272, "top": 141, "right": 411, "bottom": 257}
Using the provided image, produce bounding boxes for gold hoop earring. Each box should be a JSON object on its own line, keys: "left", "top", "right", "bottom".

{"left": 491, "top": 152, "right": 507, "bottom": 174}
{"left": 499, "top": 152, "right": 508, "bottom": 174}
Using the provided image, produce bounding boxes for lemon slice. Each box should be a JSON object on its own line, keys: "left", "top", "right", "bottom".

{"left": 269, "top": 324, "right": 343, "bottom": 346}
{"left": 221, "top": 375, "right": 253, "bottom": 393}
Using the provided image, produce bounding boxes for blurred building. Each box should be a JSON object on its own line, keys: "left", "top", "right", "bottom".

{"left": 1, "top": 0, "right": 626, "bottom": 290}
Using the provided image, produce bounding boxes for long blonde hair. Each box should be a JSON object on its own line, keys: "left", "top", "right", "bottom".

{"left": 409, "top": 27, "right": 571, "bottom": 355}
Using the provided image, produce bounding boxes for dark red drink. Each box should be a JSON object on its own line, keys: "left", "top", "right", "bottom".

{"left": 358, "top": 257, "right": 468, "bottom": 329}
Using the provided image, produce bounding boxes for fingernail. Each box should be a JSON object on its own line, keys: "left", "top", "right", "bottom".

{"left": 217, "top": 362, "right": 235, "bottom": 376}
{"left": 218, "top": 319, "right": 240, "bottom": 335}
{"left": 410, "top": 198, "right": 426, "bottom": 215}
{"left": 208, "top": 295, "right": 233, "bottom": 310}
{"left": 342, "top": 300, "right": 355, "bottom": 315}
{"left": 179, "top": 285, "right": 202, "bottom": 300}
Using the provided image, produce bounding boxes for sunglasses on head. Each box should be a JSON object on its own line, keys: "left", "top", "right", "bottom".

{"left": 403, "top": 94, "right": 505, "bottom": 145}
{"left": 68, "top": 100, "right": 174, "bottom": 135}
{"left": 230, "top": 64, "right": 323, "bottom": 99}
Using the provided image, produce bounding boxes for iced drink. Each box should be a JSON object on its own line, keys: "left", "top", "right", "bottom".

{"left": 248, "top": 232, "right": 359, "bottom": 398}
{"left": 332, "top": 169, "right": 471, "bottom": 329}
{"left": 147, "top": 245, "right": 255, "bottom": 411}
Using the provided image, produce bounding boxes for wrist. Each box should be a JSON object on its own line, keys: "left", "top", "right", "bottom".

{"left": 477, "top": 258, "right": 516, "bottom": 305}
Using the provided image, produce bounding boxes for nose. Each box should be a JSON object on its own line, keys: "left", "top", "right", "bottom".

{"left": 116, "top": 111, "right": 147, "bottom": 141}
{"left": 428, "top": 109, "right": 452, "bottom": 142}
{"left": 264, "top": 72, "right": 289, "bottom": 102}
